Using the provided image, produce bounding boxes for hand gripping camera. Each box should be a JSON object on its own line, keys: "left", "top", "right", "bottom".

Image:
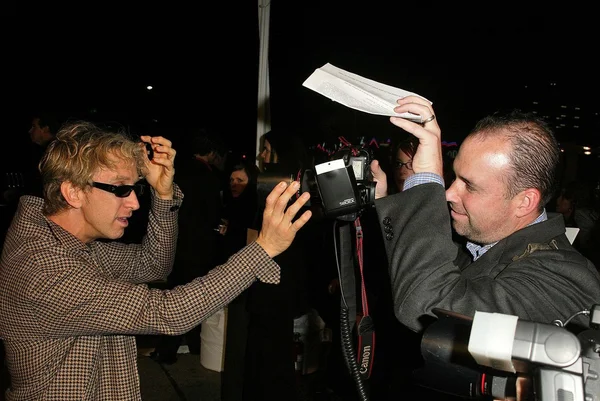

{"left": 414, "top": 305, "right": 600, "bottom": 401}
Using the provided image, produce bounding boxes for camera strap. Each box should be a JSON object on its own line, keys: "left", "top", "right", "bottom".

{"left": 354, "top": 218, "right": 376, "bottom": 380}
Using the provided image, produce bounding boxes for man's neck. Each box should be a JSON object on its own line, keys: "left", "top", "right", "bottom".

{"left": 466, "top": 209, "right": 548, "bottom": 261}
{"left": 47, "top": 210, "right": 92, "bottom": 244}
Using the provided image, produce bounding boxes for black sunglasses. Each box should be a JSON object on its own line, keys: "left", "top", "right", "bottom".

{"left": 91, "top": 182, "right": 145, "bottom": 198}
{"left": 394, "top": 160, "right": 413, "bottom": 170}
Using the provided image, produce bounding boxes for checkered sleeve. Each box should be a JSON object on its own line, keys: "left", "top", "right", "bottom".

{"left": 19, "top": 240, "right": 280, "bottom": 337}
{"left": 403, "top": 172, "right": 445, "bottom": 190}
{"left": 141, "top": 241, "right": 281, "bottom": 333}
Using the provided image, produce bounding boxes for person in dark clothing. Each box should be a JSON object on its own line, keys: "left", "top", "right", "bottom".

{"left": 150, "top": 129, "right": 228, "bottom": 364}
{"left": 236, "top": 129, "right": 323, "bottom": 401}
{"left": 2, "top": 112, "right": 60, "bottom": 207}
{"left": 218, "top": 161, "right": 260, "bottom": 259}
{"left": 219, "top": 161, "right": 260, "bottom": 401}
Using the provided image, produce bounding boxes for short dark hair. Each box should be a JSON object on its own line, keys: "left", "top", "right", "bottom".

{"left": 263, "top": 129, "right": 309, "bottom": 173}
{"left": 469, "top": 110, "right": 559, "bottom": 210}
{"left": 34, "top": 111, "right": 61, "bottom": 135}
{"left": 189, "top": 128, "right": 227, "bottom": 157}
{"left": 231, "top": 161, "right": 259, "bottom": 188}
{"left": 392, "top": 135, "right": 418, "bottom": 159}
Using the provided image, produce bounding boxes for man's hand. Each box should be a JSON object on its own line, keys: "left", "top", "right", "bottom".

{"left": 256, "top": 181, "right": 312, "bottom": 258}
{"left": 140, "top": 135, "right": 176, "bottom": 200}
{"left": 389, "top": 95, "right": 444, "bottom": 178}
{"left": 369, "top": 159, "right": 388, "bottom": 199}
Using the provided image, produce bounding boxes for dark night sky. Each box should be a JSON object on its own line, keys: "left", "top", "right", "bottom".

{"left": 5, "top": 3, "right": 599, "bottom": 162}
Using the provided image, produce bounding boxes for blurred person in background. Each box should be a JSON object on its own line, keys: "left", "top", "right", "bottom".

{"left": 391, "top": 135, "right": 418, "bottom": 193}
{"left": 242, "top": 129, "right": 326, "bottom": 401}
{"left": 150, "top": 128, "right": 228, "bottom": 364}
{"left": 3, "top": 112, "right": 60, "bottom": 207}
{"left": 218, "top": 161, "right": 260, "bottom": 257}
{"left": 220, "top": 160, "right": 260, "bottom": 401}
{"left": 555, "top": 180, "right": 600, "bottom": 266}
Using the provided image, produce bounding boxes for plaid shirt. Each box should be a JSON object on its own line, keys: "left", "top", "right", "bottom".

{"left": 0, "top": 189, "right": 279, "bottom": 400}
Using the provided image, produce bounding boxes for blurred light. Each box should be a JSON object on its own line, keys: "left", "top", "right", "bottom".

{"left": 146, "top": 85, "right": 153, "bottom": 91}
{"left": 584, "top": 151, "right": 591, "bottom": 155}
{"left": 583, "top": 146, "right": 591, "bottom": 150}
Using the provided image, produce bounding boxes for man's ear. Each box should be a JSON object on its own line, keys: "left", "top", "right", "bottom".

{"left": 514, "top": 188, "right": 541, "bottom": 218}
{"left": 60, "top": 181, "right": 84, "bottom": 208}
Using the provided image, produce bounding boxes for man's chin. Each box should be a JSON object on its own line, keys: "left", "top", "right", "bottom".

{"left": 106, "top": 230, "right": 125, "bottom": 240}
{"left": 451, "top": 220, "right": 468, "bottom": 238}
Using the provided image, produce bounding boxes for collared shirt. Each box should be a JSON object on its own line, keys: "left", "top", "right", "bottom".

{"left": 403, "top": 173, "right": 548, "bottom": 260}
{"left": 465, "top": 210, "right": 548, "bottom": 260}
{"left": 0, "top": 189, "right": 279, "bottom": 400}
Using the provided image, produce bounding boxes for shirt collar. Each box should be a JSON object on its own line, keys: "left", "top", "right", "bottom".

{"left": 466, "top": 209, "right": 548, "bottom": 261}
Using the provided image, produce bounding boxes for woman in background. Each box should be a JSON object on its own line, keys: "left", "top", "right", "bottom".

{"left": 391, "top": 135, "right": 418, "bottom": 193}
{"left": 220, "top": 160, "right": 260, "bottom": 401}
{"left": 219, "top": 161, "right": 260, "bottom": 258}
{"left": 244, "top": 129, "right": 322, "bottom": 401}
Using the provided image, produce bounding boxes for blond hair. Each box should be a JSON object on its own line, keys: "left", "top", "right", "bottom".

{"left": 40, "top": 121, "right": 148, "bottom": 215}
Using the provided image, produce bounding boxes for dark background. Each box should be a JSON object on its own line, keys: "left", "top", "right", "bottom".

{"left": 4, "top": 2, "right": 599, "bottom": 164}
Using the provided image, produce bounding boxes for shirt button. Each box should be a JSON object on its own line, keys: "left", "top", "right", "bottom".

{"left": 383, "top": 217, "right": 391, "bottom": 225}
{"left": 170, "top": 205, "right": 180, "bottom": 212}
{"left": 385, "top": 232, "right": 394, "bottom": 240}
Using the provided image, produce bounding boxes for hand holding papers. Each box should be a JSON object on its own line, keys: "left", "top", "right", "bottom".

{"left": 302, "top": 63, "right": 431, "bottom": 122}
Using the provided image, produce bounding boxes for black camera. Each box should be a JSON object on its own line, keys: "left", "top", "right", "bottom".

{"left": 313, "top": 146, "right": 376, "bottom": 221}
{"left": 256, "top": 145, "right": 376, "bottom": 222}
{"left": 414, "top": 306, "right": 600, "bottom": 401}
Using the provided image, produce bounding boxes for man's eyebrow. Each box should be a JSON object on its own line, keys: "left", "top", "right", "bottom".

{"left": 457, "top": 173, "right": 476, "bottom": 189}
{"left": 107, "top": 175, "right": 139, "bottom": 184}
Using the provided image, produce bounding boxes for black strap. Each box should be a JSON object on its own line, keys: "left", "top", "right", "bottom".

{"left": 338, "top": 221, "right": 356, "bottom": 329}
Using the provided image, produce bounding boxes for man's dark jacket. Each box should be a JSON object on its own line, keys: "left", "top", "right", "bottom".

{"left": 375, "top": 183, "right": 600, "bottom": 332}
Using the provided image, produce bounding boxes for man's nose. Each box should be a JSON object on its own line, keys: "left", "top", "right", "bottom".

{"left": 445, "top": 181, "right": 458, "bottom": 202}
{"left": 125, "top": 192, "right": 141, "bottom": 211}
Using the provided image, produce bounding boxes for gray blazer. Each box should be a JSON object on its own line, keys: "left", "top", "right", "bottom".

{"left": 375, "top": 183, "right": 600, "bottom": 332}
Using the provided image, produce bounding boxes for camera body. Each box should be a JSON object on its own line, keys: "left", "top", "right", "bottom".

{"left": 415, "top": 306, "right": 600, "bottom": 401}
{"left": 313, "top": 146, "right": 376, "bottom": 221}
{"left": 255, "top": 145, "right": 376, "bottom": 222}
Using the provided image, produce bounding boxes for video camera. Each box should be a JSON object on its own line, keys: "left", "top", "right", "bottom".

{"left": 414, "top": 305, "right": 600, "bottom": 401}
{"left": 256, "top": 143, "right": 376, "bottom": 222}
